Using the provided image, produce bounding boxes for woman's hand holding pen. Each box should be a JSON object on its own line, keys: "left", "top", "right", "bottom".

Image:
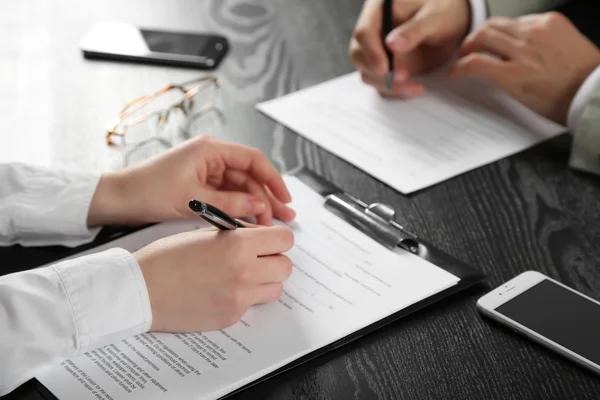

{"left": 87, "top": 135, "right": 296, "bottom": 227}
{"left": 349, "top": 0, "right": 471, "bottom": 97}
{"left": 134, "top": 225, "right": 294, "bottom": 332}
{"left": 85, "top": 135, "right": 297, "bottom": 331}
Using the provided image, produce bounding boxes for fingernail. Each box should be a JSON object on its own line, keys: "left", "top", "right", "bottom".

{"left": 394, "top": 70, "right": 409, "bottom": 83}
{"left": 249, "top": 199, "right": 266, "bottom": 215}
{"left": 386, "top": 31, "right": 410, "bottom": 52}
{"left": 286, "top": 207, "right": 296, "bottom": 219}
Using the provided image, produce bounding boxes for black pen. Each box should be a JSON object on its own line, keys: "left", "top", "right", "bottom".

{"left": 189, "top": 200, "right": 246, "bottom": 230}
{"left": 383, "top": 0, "right": 394, "bottom": 93}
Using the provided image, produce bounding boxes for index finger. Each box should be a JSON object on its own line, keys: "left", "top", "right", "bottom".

{"left": 447, "top": 53, "right": 515, "bottom": 93}
{"left": 211, "top": 139, "right": 292, "bottom": 203}
{"left": 485, "top": 17, "right": 524, "bottom": 39}
{"left": 458, "top": 25, "right": 522, "bottom": 60}
{"left": 353, "top": 0, "right": 388, "bottom": 75}
{"left": 239, "top": 225, "right": 294, "bottom": 256}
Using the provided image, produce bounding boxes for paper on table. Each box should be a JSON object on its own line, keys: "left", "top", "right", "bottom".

{"left": 36, "top": 176, "right": 459, "bottom": 400}
{"left": 257, "top": 72, "right": 565, "bottom": 193}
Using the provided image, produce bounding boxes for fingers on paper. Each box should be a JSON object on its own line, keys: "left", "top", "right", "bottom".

{"left": 360, "top": 71, "right": 424, "bottom": 98}
{"left": 237, "top": 225, "right": 294, "bottom": 257}
{"left": 245, "top": 254, "right": 294, "bottom": 284}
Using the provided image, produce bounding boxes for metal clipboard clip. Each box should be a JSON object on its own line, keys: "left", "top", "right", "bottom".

{"left": 324, "top": 192, "right": 420, "bottom": 253}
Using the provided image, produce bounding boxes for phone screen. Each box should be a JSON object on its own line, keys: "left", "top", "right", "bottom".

{"left": 495, "top": 279, "right": 600, "bottom": 364}
{"left": 140, "top": 29, "right": 213, "bottom": 56}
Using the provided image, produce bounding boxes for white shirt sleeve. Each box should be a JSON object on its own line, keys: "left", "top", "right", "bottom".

{"left": 568, "top": 66, "right": 600, "bottom": 133}
{"left": 468, "top": 0, "right": 488, "bottom": 33}
{"left": 0, "top": 163, "right": 153, "bottom": 395}
{"left": 0, "top": 248, "right": 152, "bottom": 396}
{"left": 0, "top": 163, "right": 101, "bottom": 247}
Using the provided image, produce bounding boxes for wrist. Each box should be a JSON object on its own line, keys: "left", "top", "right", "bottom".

{"left": 447, "top": 0, "right": 472, "bottom": 41}
{"left": 574, "top": 52, "right": 600, "bottom": 95}
{"left": 463, "top": 0, "right": 472, "bottom": 37}
{"left": 87, "top": 171, "right": 129, "bottom": 227}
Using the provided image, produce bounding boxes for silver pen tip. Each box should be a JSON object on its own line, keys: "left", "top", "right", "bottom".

{"left": 385, "top": 72, "right": 393, "bottom": 94}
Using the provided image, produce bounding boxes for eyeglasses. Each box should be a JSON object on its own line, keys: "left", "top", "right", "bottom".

{"left": 105, "top": 76, "right": 222, "bottom": 153}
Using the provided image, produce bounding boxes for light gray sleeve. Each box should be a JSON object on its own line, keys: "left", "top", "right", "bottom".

{"left": 569, "top": 79, "right": 600, "bottom": 175}
{"left": 485, "top": 0, "right": 569, "bottom": 17}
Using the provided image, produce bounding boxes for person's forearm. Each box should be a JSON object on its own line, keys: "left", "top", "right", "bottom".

{"left": 0, "top": 249, "right": 151, "bottom": 396}
{"left": 86, "top": 170, "right": 129, "bottom": 227}
{"left": 86, "top": 166, "right": 167, "bottom": 227}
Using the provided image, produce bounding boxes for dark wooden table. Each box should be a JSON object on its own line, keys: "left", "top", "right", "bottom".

{"left": 2, "top": 0, "right": 600, "bottom": 399}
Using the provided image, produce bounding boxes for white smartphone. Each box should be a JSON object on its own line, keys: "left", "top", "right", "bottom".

{"left": 80, "top": 21, "right": 229, "bottom": 69}
{"left": 477, "top": 270, "right": 600, "bottom": 375}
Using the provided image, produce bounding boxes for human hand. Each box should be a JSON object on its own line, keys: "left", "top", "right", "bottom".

{"left": 88, "top": 136, "right": 295, "bottom": 227}
{"left": 134, "top": 225, "right": 294, "bottom": 332}
{"left": 448, "top": 12, "right": 600, "bottom": 125}
{"left": 349, "top": 0, "right": 471, "bottom": 97}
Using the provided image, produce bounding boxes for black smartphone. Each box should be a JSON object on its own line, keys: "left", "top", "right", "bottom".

{"left": 80, "top": 21, "right": 229, "bottom": 69}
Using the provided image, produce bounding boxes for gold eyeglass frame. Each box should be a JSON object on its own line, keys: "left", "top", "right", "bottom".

{"left": 105, "top": 76, "right": 222, "bottom": 147}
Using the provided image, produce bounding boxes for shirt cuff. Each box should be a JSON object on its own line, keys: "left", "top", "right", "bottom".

{"left": 12, "top": 164, "right": 102, "bottom": 247}
{"left": 568, "top": 66, "right": 600, "bottom": 134}
{"left": 51, "top": 248, "right": 152, "bottom": 354}
{"left": 468, "top": 0, "right": 488, "bottom": 34}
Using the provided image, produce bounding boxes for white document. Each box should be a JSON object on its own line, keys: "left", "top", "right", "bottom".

{"left": 257, "top": 72, "right": 565, "bottom": 193}
{"left": 37, "top": 176, "right": 459, "bottom": 400}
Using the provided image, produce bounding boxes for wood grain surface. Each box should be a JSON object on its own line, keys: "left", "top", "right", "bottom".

{"left": 2, "top": 0, "right": 600, "bottom": 399}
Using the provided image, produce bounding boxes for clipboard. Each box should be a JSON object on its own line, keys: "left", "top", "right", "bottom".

{"left": 220, "top": 168, "right": 486, "bottom": 398}
{"left": 28, "top": 168, "right": 485, "bottom": 400}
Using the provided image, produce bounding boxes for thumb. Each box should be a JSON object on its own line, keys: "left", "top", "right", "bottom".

{"left": 386, "top": 10, "right": 436, "bottom": 53}
{"left": 201, "top": 190, "right": 267, "bottom": 218}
